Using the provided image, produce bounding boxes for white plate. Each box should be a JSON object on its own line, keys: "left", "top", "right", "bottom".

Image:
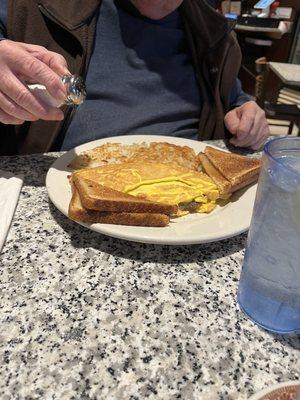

{"left": 46, "top": 135, "right": 257, "bottom": 245}
{"left": 248, "top": 381, "right": 300, "bottom": 400}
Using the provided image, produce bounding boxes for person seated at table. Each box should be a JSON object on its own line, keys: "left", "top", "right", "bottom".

{"left": 0, "top": 0, "right": 270, "bottom": 155}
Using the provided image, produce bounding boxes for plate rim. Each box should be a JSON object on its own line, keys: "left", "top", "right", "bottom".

{"left": 248, "top": 381, "right": 300, "bottom": 400}
{"left": 46, "top": 134, "right": 256, "bottom": 245}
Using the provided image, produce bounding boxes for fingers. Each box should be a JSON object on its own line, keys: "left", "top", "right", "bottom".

{"left": 15, "top": 55, "right": 67, "bottom": 102}
{"left": 227, "top": 101, "right": 270, "bottom": 149}
{"left": 246, "top": 112, "right": 269, "bottom": 149}
{"left": 251, "top": 123, "right": 270, "bottom": 150}
{"left": 0, "top": 40, "right": 67, "bottom": 103}
{"left": 251, "top": 137, "right": 267, "bottom": 151}
{"left": 0, "top": 71, "right": 64, "bottom": 121}
{"left": 0, "top": 40, "right": 68, "bottom": 124}
{"left": 0, "top": 90, "right": 38, "bottom": 121}
{"left": 0, "top": 108, "right": 24, "bottom": 125}
{"left": 17, "top": 43, "right": 70, "bottom": 76}
{"left": 231, "top": 105, "right": 256, "bottom": 147}
{"left": 232, "top": 111, "right": 261, "bottom": 148}
{"left": 34, "top": 50, "right": 70, "bottom": 77}
{"left": 224, "top": 108, "right": 241, "bottom": 136}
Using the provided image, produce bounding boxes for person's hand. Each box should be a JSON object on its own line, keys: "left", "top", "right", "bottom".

{"left": 0, "top": 40, "right": 70, "bottom": 125}
{"left": 224, "top": 101, "right": 270, "bottom": 150}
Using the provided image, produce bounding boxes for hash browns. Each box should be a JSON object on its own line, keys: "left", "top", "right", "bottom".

{"left": 69, "top": 142, "right": 200, "bottom": 171}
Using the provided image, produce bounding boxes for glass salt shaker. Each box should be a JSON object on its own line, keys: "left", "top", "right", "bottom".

{"left": 26, "top": 74, "right": 86, "bottom": 108}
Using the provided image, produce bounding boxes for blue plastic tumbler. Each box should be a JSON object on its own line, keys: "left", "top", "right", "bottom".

{"left": 238, "top": 137, "right": 300, "bottom": 334}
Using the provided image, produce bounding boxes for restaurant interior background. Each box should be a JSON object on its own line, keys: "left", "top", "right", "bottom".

{"left": 216, "top": 0, "right": 300, "bottom": 136}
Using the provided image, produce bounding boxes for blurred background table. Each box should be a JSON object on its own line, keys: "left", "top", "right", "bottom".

{"left": 263, "top": 62, "right": 300, "bottom": 135}
{"left": 0, "top": 142, "right": 299, "bottom": 399}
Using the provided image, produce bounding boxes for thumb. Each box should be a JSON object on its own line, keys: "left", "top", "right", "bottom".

{"left": 224, "top": 108, "right": 241, "bottom": 136}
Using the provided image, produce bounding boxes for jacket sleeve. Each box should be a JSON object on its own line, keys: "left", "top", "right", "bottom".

{"left": 0, "top": 0, "right": 7, "bottom": 38}
{"left": 229, "top": 78, "right": 253, "bottom": 108}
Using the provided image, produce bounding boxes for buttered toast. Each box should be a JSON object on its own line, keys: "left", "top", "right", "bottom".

{"left": 69, "top": 183, "right": 170, "bottom": 227}
{"left": 199, "top": 146, "right": 261, "bottom": 194}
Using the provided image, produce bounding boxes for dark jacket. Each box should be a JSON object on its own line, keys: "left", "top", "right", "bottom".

{"left": 1, "top": 0, "right": 241, "bottom": 155}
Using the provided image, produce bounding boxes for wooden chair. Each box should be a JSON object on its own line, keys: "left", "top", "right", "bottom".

{"left": 263, "top": 63, "right": 300, "bottom": 136}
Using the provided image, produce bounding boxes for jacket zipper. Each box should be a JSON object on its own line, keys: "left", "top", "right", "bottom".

{"left": 38, "top": 4, "right": 69, "bottom": 30}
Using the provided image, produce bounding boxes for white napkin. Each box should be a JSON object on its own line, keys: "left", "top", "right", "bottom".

{"left": 0, "top": 170, "right": 23, "bottom": 252}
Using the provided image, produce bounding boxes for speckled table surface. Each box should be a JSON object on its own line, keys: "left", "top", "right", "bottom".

{"left": 0, "top": 142, "right": 299, "bottom": 400}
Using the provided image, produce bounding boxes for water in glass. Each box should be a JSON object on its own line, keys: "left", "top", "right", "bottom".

{"left": 238, "top": 137, "right": 300, "bottom": 333}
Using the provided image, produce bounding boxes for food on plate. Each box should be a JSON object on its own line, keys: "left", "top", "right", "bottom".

{"left": 69, "top": 141, "right": 200, "bottom": 170}
{"left": 69, "top": 161, "right": 220, "bottom": 226}
{"left": 69, "top": 180, "right": 171, "bottom": 227}
{"left": 72, "top": 173, "right": 177, "bottom": 214}
{"left": 199, "top": 146, "right": 261, "bottom": 195}
{"left": 198, "top": 153, "right": 232, "bottom": 195}
{"left": 67, "top": 141, "right": 261, "bottom": 227}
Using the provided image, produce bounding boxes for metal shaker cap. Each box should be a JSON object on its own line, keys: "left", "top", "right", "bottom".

{"left": 62, "top": 75, "right": 86, "bottom": 106}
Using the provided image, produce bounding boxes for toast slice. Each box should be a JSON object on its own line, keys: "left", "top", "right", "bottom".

{"left": 69, "top": 186, "right": 170, "bottom": 227}
{"left": 198, "top": 153, "right": 232, "bottom": 195}
{"left": 204, "top": 146, "right": 261, "bottom": 192}
{"left": 72, "top": 174, "right": 178, "bottom": 215}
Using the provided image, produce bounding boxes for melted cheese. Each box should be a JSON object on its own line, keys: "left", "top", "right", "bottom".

{"left": 75, "top": 162, "right": 221, "bottom": 216}
{"left": 126, "top": 172, "right": 219, "bottom": 216}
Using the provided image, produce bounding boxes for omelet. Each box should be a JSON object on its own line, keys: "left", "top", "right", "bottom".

{"left": 74, "top": 162, "right": 221, "bottom": 217}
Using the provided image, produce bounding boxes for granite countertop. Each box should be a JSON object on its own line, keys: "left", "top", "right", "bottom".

{"left": 0, "top": 141, "right": 299, "bottom": 400}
